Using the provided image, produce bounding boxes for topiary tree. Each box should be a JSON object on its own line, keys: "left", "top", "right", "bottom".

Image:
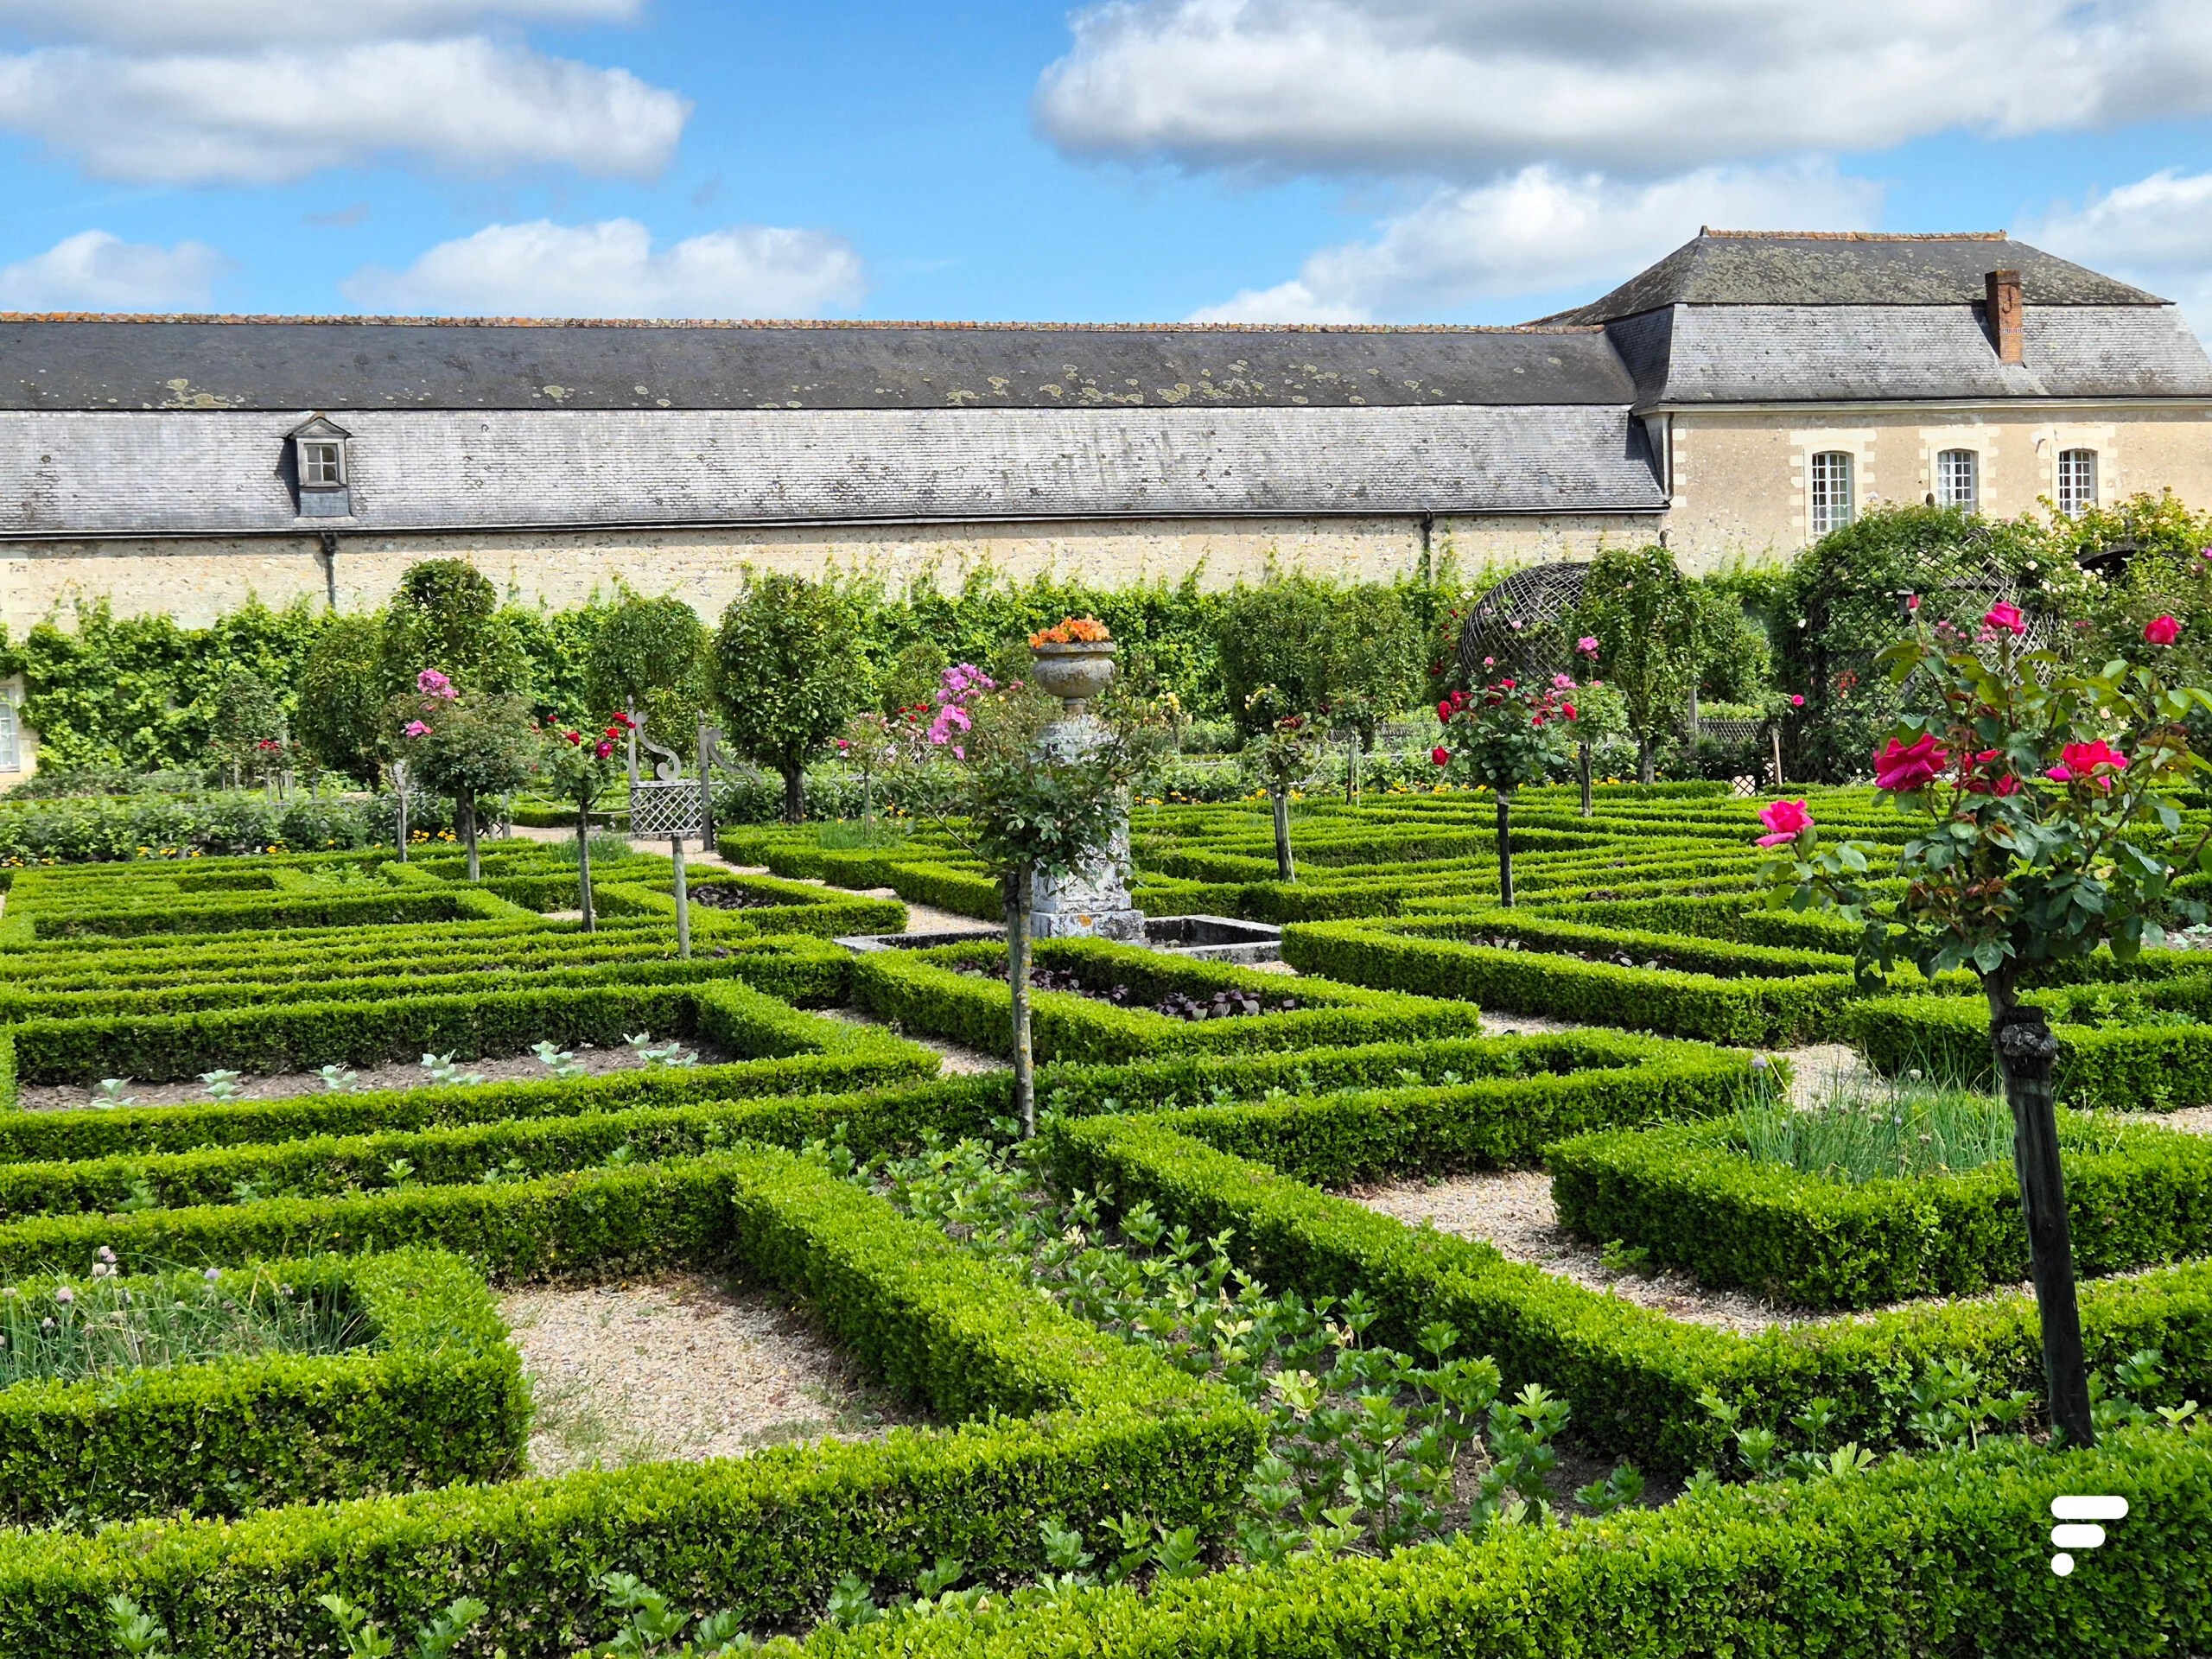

{"left": 378, "top": 560, "right": 526, "bottom": 699}
{"left": 583, "top": 592, "right": 709, "bottom": 775}
{"left": 1572, "top": 546, "right": 1700, "bottom": 785}
{"left": 711, "top": 575, "right": 869, "bottom": 823}
{"left": 396, "top": 670, "right": 536, "bottom": 880}
{"left": 296, "top": 615, "right": 388, "bottom": 788}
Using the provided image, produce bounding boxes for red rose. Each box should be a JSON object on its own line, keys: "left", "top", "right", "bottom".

{"left": 1431, "top": 746, "right": 1450, "bottom": 766}
{"left": 1872, "top": 734, "right": 1948, "bottom": 793}
{"left": 2145, "top": 613, "right": 2181, "bottom": 645}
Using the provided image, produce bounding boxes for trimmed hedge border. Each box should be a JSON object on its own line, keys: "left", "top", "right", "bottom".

{"left": 1283, "top": 916, "right": 1859, "bottom": 1045}
{"left": 1043, "top": 1112, "right": 2212, "bottom": 1474}
{"left": 4, "top": 941, "right": 852, "bottom": 1084}
{"left": 0, "top": 1246, "right": 522, "bottom": 1526}
{"left": 788, "top": 1426, "right": 2212, "bottom": 1659}
{"left": 1548, "top": 1115, "right": 2212, "bottom": 1308}
{"left": 853, "top": 937, "right": 1484, "bottom": 1063}
{"left": 0, "top": 1145, "right": 1263, "bottom": 1659}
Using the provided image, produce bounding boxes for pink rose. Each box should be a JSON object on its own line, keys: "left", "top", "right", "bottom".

{"left": 403, "top": 720, "right": 430, "bottom": 738}
{"left": 1552, "top": 673, "right": 1576, "bottom": 690}
{"left": 1576, "top": 636, "right": 1599, "bottom": 655}
{"left": 2055, "top": 740, "right": 2128, "bottom": 790}
{"left": 1872, "top": 734, "right": 1948, "bottom": 792}
{"left": 1789, "top": 694, "right": 1805, "bottom": 708}
{"left": 1984, "top": 601, "right": 2025, "bottom": 637}
{"left": 2145, "top": 614, "right": 2181, "bottom": 645}
{"left": 1907, "top": 594, "right": 1922, "bottom": 613}
{"left": 1755, "top": 798, "right": 1813, "bottom": 848}
{"left": 416, "top": 669, "right": 457, "bottom": 699}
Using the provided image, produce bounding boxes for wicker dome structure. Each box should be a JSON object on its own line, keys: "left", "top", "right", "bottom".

{"left": 1458, "top": 562, "right": 1589, "bottom": 686}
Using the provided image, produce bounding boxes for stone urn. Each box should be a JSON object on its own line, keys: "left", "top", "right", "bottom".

{"left": 1029, "top": 641, "right": 1117, "bottom": 714}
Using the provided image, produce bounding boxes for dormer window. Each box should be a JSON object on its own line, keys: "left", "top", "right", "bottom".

{"left": 286, "top": 415, "right": 353, "bottom": 518}
{"left": 301, "top": 439, "right": 344, "bottom": 487}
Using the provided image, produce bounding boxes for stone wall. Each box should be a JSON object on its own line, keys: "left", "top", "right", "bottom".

{"left": 1660, "top": 404, "right": 2212, "bottom": 562}
{"left": 2, "top": 511, "right": 1658, "bottom": 633}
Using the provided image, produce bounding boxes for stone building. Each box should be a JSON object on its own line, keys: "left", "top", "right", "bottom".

{"left": 0, "top": 227, "right": 2208, "bottom": 776}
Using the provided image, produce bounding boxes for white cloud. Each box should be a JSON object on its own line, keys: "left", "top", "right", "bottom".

{"left": 0, "top": 230, "right": 227, "bottom": 310}
{"left": 0, "top": 9, "right": 685, "bottom": 183}
{"left": 1191, "top": 162, "right": 1881, "bottom": 321}
{"left": 344, "top": 219, "right": 868, "bottom": 318}
{"left": 0, "top": 1, "right": 642, "bottom": 48}
{"left": 2022, "top": 168, "right": 2212, "bottom": 335}
{"left": 1039, "top": 0, "right": 2212, "bottom": 181}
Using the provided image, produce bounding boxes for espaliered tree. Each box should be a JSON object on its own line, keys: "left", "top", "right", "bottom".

{"left": 1238, "top": 684, "right": 1319, "bottom": 883}
{"left": 1433, "top": 667, "right": 1578, "bottom": 906}
{"left": 1573, "top": 545, "right": 1700, "bottom": 784}
{"left": 713, "top": 575, "right": 869, "bottom": 823}
{"left": 397, "top": 670, "right": 537, "bottom": 881}
{"left": 1758, "top": 601, "right": 2212, "bottom": 1446}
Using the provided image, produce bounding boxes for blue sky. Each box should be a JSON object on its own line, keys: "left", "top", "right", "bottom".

{"left": 3, "top": 2, "right": 2212, "bottom": 330}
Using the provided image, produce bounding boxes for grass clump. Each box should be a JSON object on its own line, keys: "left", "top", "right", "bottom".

{"left": 1731, "top": 1066, "right": 2019, "bottom": 1184}
{"left": 0, "top": 1258, "right": 367, "bottom": 1387}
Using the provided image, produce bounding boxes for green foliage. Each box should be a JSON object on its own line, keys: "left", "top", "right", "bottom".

{"left": 584, "top": 594, "right": 709, "bottom": 758}
{"left": 1572, "top": 546, "right": 1700, "bottom": 779}
{"left": 206, "top": 671, "right": 285, "bottom": 779}
{"left": 376, "top": 563, "right": 525, "bottom": 698}
{"left": 9, "top": 597, "right": 325, "bottom": 772}
{"left": 1549, "top": 1105, "right": 2212, "bottom": 1311}
{"left": 296, "top": 616, "right": 388, "bottom": 787}
{"left": 713, "top": 575, "right": 871, "bottom": 820}
{"left": 0, "top": 1249, "right": 522, "bottom": 1525}
{"left": 1214, "top": 575, "right": 1427, "bottom": 735}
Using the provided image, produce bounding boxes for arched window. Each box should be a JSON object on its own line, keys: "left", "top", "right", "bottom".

{"left": 1809, "top": 450, "right": 1854, "bottom": 537}
{"left": 2057, "top": 448, "right": 2098, "bottom": 517}
{"left": 1936, "top": 448, "right": 1979, "bottom": 512}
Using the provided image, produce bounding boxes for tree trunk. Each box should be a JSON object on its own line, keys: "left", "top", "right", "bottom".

{"left": 1987, "top": 987, "right": 2095, "bottom": 1446}
{"left": 461, "top": 788, "right": 480, "bottom": 882}
{"left": 782, "top": 766, "right": 805, "bottom": 824}
{"left": 1637, "top": 734, "right": 1656, "bottom": 785}
{"left": 1004, "top": 867, "right": 1036, "bottom": 1137}
{"left": 1345, "top": 733, "right": 1361, "bottom": 804}
{"left": 575, "top": 802, "right": 595, "bottom": 933}
{"left": 1495, "top": 791, "right": 1515, "bottom": 908}
{"left": 394, "top": 770, "right": 410, "bottom": 863}
{"left": 1578, "top": 741, "right": 1593, "bottom": 817}
{"left": 671, "top": 834, "right": 691, "bottom": 959}
{"left": 626, "top": 697, "right": 640, "bottom": 791}
{"left": 1271, "top": 788, "right": 1296, "bottom": 883}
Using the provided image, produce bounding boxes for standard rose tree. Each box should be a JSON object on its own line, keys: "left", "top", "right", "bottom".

{"left": 537, "top": 713, "right": 631, "bottom": 930}
{"left": 1758, "top": 606, "right": 2212, "bottom": 1446}
{"left": 397, "top": 670, "right": 537, "bottom": 881}
{"left": 1433, "top": 663, "right": 1580, "bottom": 906}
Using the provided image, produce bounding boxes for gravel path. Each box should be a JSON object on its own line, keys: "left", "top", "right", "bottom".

{"left": 2144, "top": 1104, "right": 2212, "bottom": 1136}
{"left": 818, "top": 1007, "right": 1007, "bottom": 1075}
{"left": 502, "top": 1273, "right": 922, "bottom": 1476}
{"left": 22, "top": 1035, "right": 728, "bottom": 1111}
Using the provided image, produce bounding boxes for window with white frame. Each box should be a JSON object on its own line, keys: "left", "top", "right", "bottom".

{"left": 0, "top": 699, "right": 18, "bottom": 773}
{"left": 299, "top": 439, "right": 344, "bottom": 488}
{"left": 2057, "top": 448, "right": 2099, "bottom": 517}
{"left": 1809, "top": 450, "right": 1854, "bottom": 537}
{"left": 1936, "top": 448, "right": 1979, "bottom": 512}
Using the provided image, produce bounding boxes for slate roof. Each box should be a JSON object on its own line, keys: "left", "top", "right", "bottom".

{"left": 0, "top": 405, "right": 1667, "bottom": 537}
{"left": 1539, "top": 231, "right": 2165, "bottom": 323}
{"left": 0, "top": 316, "right": 1632, "bottom": 412}
{"left": 1624, "top": 304, "right": 2212, "bottom": 404}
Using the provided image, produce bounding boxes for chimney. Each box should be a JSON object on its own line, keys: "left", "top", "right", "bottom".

{"left": 1986, "top": 269, "right": 2024, "bottom": 363}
